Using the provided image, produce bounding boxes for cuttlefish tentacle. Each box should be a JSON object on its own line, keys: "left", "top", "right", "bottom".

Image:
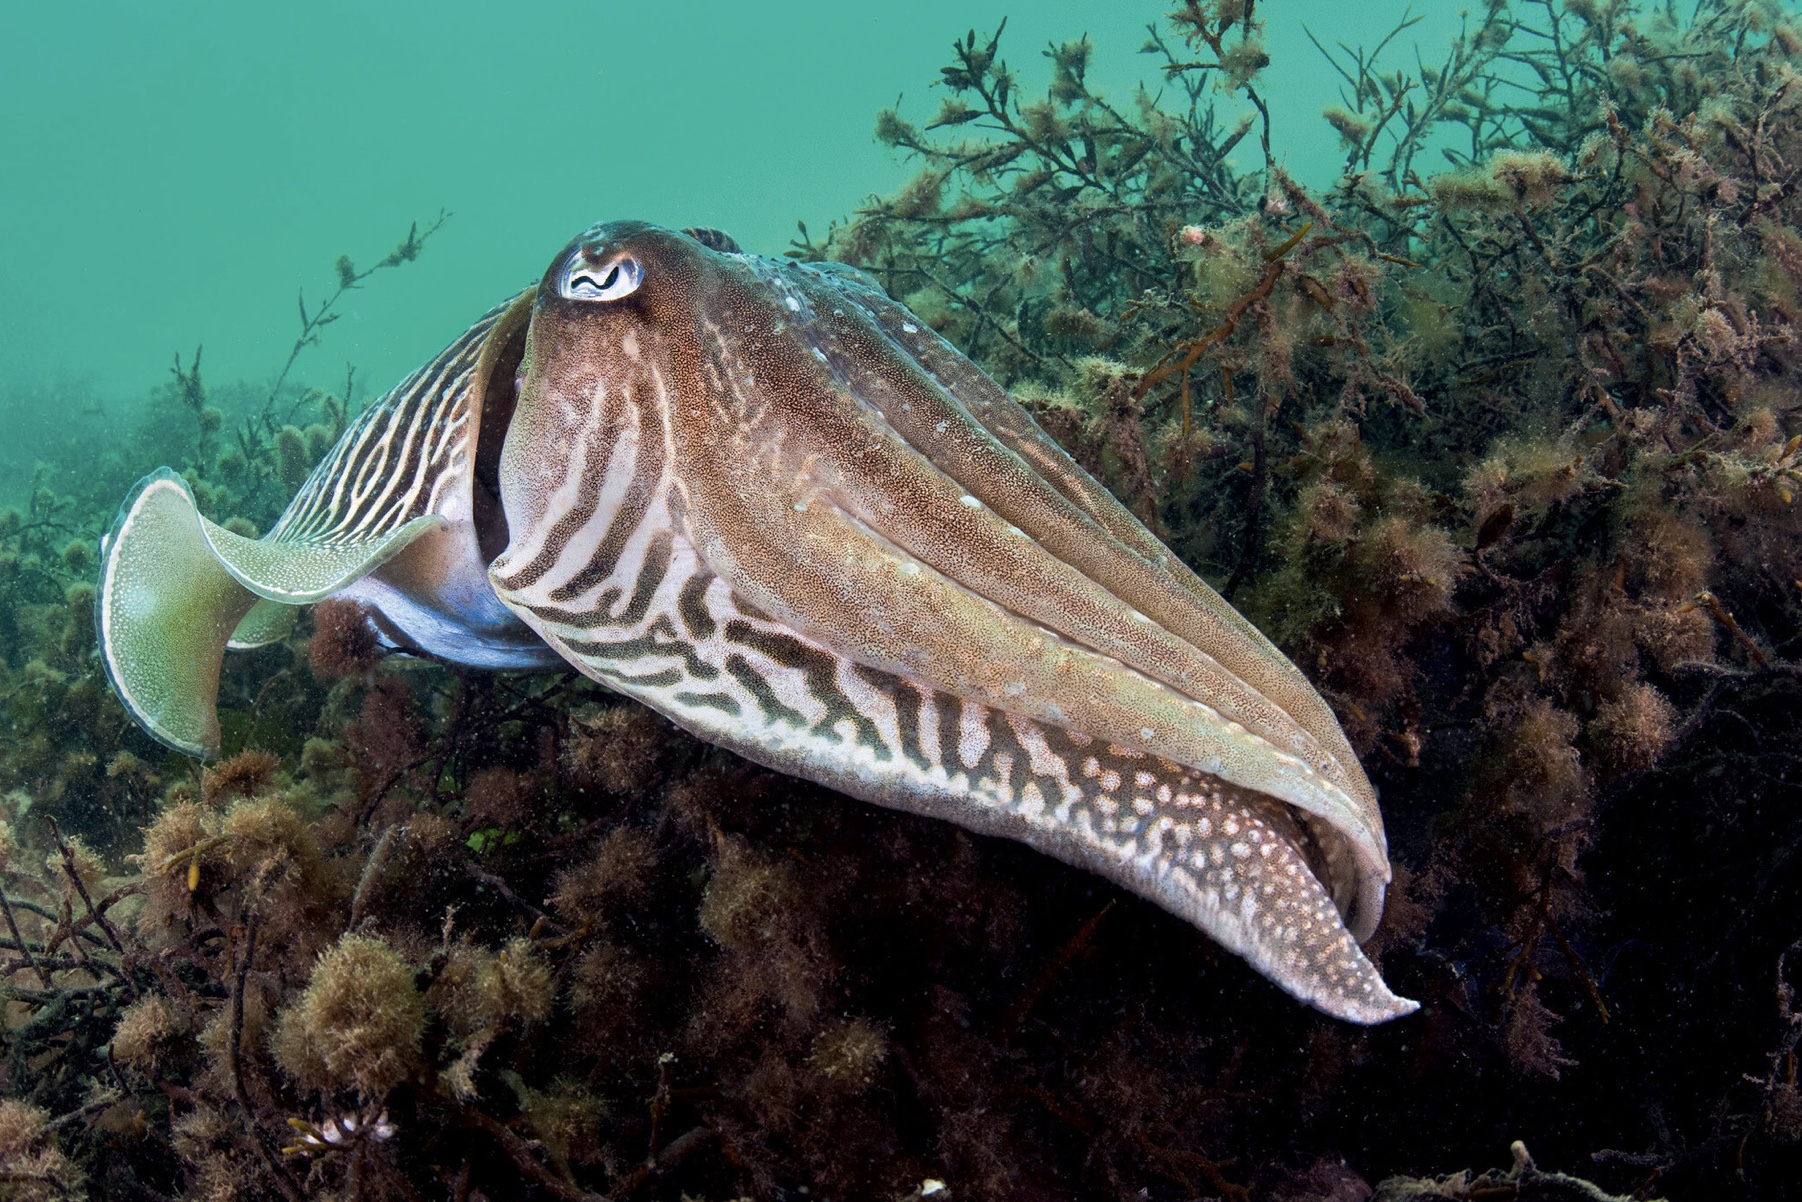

{"left": 488, "top": 223, "right": 1415, "bottom": 1021}
{"left": 678, "top": 323, "right": 1377, "bottom": 861}
{"left": 489, "top": 462, "right": 1411, "bottom": 1021}
{"left": 826, "top": 267, "right": 1378, "bottom": 820}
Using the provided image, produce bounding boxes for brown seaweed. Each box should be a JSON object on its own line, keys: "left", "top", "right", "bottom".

{"left": 0, "top": 1, "right": 1798, "bottom": 1198}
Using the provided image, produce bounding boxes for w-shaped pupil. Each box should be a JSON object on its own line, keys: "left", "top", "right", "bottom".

{"left": 576, "top": 264, "right": 620, "bottom": 293}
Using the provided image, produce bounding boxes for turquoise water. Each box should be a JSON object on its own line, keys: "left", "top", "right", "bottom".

{"left": 2, "top": 1, "right": 1457, "bottom": 402}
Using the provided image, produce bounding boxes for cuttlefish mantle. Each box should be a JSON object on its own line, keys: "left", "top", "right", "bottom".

{"left": 96, "top": 221, "right": 1418, "bottom": 1024}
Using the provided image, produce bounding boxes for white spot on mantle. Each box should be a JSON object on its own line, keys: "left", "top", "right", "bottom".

{"left": 959, "top": 495, "right": 982, "bottom": 508}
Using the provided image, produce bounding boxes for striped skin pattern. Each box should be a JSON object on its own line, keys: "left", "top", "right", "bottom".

{"left": 493, "top": 510, "right": 1397, "bottom": 1021}
{"left": 485, "top": 221, "right": 1417, "bottom": 1023}
{"left": 270, "top": 293, "right": 560, "bottom": 669}
{"left": 93, "top": 295, "right": 552, "bottom": 759}
{"left": 271, "top": 306, "right": 498, "bottom": 546}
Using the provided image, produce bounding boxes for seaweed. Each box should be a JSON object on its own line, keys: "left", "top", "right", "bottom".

{"left": 0, "top": 0, "right": 1799, "bottom": 1197}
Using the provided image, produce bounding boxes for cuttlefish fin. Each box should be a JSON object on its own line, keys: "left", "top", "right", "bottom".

{"left": 96, "top": 469, "right": 444, "bottom": 759}
{"left": 227, "top": 598, "right": 299, "bottom": 650}
{"left": 197, "top": 511, "right": 446, "bottom": 604}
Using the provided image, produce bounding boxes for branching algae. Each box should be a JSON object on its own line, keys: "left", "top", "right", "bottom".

{"left": 0, "top": 1, "right": 1794, "bottom": 1198}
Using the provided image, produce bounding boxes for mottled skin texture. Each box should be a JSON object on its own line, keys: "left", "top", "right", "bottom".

{"left": 486, "top": 222, "right": 1416, "bottom": 1022}
{"left": 96, "top": 220, "right": 1415, "bottom": 1022}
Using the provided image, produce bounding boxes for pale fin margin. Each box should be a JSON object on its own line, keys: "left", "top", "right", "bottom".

{"left": 96, "top": 469, "right": 444, "bottom": 759}
{"left": 198, "top": 507, "right": 445, "bottom": 604}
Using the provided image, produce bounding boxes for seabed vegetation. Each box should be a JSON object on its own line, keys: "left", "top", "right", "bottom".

{"left": 0, "top": 0, "right": 1799, "bottom": 1197}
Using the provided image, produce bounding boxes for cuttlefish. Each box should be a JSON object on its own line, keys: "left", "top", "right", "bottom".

{"left": 97, "top": 221, "right": 1417, "bottom": 1023}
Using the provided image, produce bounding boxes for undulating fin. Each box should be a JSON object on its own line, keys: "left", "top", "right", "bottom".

{"left": 198, "top": 511, "right": 446, "bottom": 604}
{"left": 97, "top": 470, "right": 261, "bottom": 759}
{"left": 96, "top": 469, "right": 445, "bottom": 759}
{"left": 227, "top": 598, "right": 298, "bottom": 649}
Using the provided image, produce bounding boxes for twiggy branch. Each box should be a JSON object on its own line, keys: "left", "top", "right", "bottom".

{"left": 45, "top": 819, "right": 125, "bottom": 961}
{"left": 0, "top": 888, "right": 50, "bottom": 989}
{"left": 229, "top": 911, "right": 303, "bottom": 1202}
{"left": 262, "top": 212, "right": 451, "bottom": 419}
{"left": 461, "top": 1107, "right": 608, "bottom": 1202}
{"left": 1134, "top": 235, "right": 1300, "bottom": 402}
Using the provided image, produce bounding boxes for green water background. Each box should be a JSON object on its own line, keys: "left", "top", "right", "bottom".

{"left": 1, "top": 1, "right": 1459, "bottom": 408}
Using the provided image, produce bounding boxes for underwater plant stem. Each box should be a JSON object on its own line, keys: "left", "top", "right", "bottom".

{"left": 46, "top": 818, "right": 125, "bottom": 959}
{"left": 1244, "top": 84, "right": 1273, "bottom": 177}
{"left": 243, "top": 668, "right": 291, "bottom": 754}
{"left": 614, "top": 1125, "right": 718, "bottom": 1198}
{"left": 0, "top": 1169, "right": 78, "bottom": 1198}
{"left": 1693, "top": 591, "right": 1771, "bottom": 667}
{"left": 1135, "top": 249, "right": 1292, "bottom": 402}
{"left": 647, "top": 1053, "right": 674, "bottom": 1163}
{"left": 348, "top": 823, "right": 400, "bottom": 931}
{"left": 1130, "top": 1130, "right": 1250, "bottom": 1202}
{"left": 42, "top": 1091, "right": 124, "bottom": 1137}
{"left": 230, "top": 910, "right": 303, "bottom": 1202}
{"left": 359, "top": 757, "right": 430, "bottom": 825}
{"left": 226, "top": 913, "right": 254, "bottom": 1120}
{"left": 914, "top": 260, "right": 1046, "bottom": 371}
{"left": 261, "top": 212, "right": 449, "bottom": 421}
{"left": 461, "top": 1106, "right": 608, "bottom": 1202}
{"left": 1502, "top": 864, "right": 1555, "bottom": 1000}
{"left": 43, "top": 895, "right": 110, "bottom": 991}
{"left": 1, "top": 896, "right": 113, "bottom": 953}
{"left": 1545, "top": 913, "right": 1611, "bottom": 1024}
{"left": 0, "top": 888, "right": 50, "bottom": 989}
{"left": 463, "top": 863, "right": 566, "bottom": 937}
{"left": 1179, "top": 369, "right": 1191, "bottom": 443}
{"left": 0, "top": 953, "right": 103, "bottom": 976}
{"left": 998, "top": 899, "right": 1113, "bottom": 1044}
{"left": 1223, "top": 392, "right": 1272, "bottom": 603}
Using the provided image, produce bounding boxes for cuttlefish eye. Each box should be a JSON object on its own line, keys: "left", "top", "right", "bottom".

{"left": 562, "top": 253, "right": 643, "bottom": 301}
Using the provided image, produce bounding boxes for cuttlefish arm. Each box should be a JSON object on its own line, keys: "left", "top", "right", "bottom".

{"left": 759, "top": 258, "right": 1388, "bottom": 934}
{"left": 816, "top": 265, "right": 1379, "bottom": 825}
{"left": 489, "top": 223, "right": 1416, "bottom": 1022}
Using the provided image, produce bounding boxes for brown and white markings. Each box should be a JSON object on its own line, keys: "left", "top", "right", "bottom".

{"left": 97, "top": 220, "right": 1416, "bottom": 1023}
